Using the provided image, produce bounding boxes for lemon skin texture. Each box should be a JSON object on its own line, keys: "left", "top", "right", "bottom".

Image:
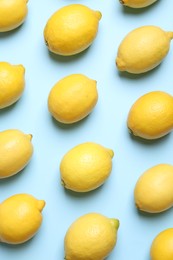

{"left": 44, "top": 4, "right": 102, "bottom": 56}
{"left": 116, "top": 26, "right": 173, "bottom": 74}
{"left": 134, "top": 164, "right": 173, "bottom": 213}
{"left": 60, "top": 142, "right": 114, "bottom": 192}
{"left": 0, "top": 62, "right": 25, "bottom": 109}
{"left": 48, "top": 74, "right": 98, "bottom": 124}
{"left": 0, "top": 129, "right": 33, "bottom": 179}
{"left": 120, "top": 0, "right": 157, "bottom": 8}
{"left": 127, "top": 91, "right": 173, "bottom": 140}
{"left": 0, "top": 194, "right": 45, "bottom": 244}
{"left": 0, "top": 0, "right": 28, "bottom": 32}
{"left": 150, "top": 228, "right": 173, "bottom": 260}
{"left": 64, "top": 213, "right": 119, "bottom": 260}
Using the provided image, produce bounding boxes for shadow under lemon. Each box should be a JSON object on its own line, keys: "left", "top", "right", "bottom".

{"left": 120, "top": 0, "right": 161, "bottom": 15}
{"left": 47, "top": 46, "right": 91, "bottom": 64}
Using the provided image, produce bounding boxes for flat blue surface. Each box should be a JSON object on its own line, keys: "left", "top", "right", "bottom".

{"left": 1, "top": 0, "right": 173, "bottom": 259}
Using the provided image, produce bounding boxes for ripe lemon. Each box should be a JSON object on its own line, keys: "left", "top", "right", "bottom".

{"left": 0, "top": 193, "right": 45, "bottom": 244}
{"left": 64, "top": 213, "right": 119, "bottom": 260}
{"left": 60, "top": 142, "right": 114, "bottom": 192}
{"left": 48, "top": 74, "right": 98, "bottom": 124}
{"left": 134, "top": 164, "right": 173, "bottom": 213}
{"left": 0, "top": 62, "right": 25, "bottom": 109}
{"left": 127, "top": 91, "right": 173, "bottom": 140}
{"left": 116, "top": 26, "right": 173, "bottom": 74}
{"left": 119, "top": 0, "right": 157, "bottom": 8}
{"left": 150, "top": 228, "right": 173, "bottom": 260}
{"left": 0, "top": 129, "right": 33, "bottom": 178}
{"left": 0, "top": 0, "right": 28, "bottom": 32}
{"left": 44, "top": 4, "right": 102, "bottom": 56}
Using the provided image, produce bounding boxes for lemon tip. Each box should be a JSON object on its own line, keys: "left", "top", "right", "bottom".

{"left": 106, "top": 148, "right": 114, "bottom": 158}
{"left": 16, "top": 64, "right": 25, "bottom": 74}
{"left": 119, "top": 0, "right": 125, "bottom": 4}
{"left": 61, "top": 179, "right": 66, "bottom": 187}
{"left": 116, "top": 57, "right": 126, "bottom": 71}
{"left": 26, "top": 134, "right": 33, "bottom": 141}
{"left": 167, "top": 31, "right": 173, "bottom": 40}
{"left": 37, "top": 200, "right": 46, "bottom": 212}
{"left": 95, "top": 11, "right": 102, "bottom": 20}
{"left": 110, "top": 218, "right": 120, "bottom": 231}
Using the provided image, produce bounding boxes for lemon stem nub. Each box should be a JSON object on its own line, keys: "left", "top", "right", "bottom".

{"left": 128, "top": 127, "right": 133, "bottom": 135}
{"left": 167, "top": 31, "right": 173, "bottom": 40}
{"left": 27, "top": 134, "right": 33, "bottom": 141}
{"left": 135, "top": 202, "right": 140, "bottom": 209}
{"left": 110, "top": 218, "right": 120, "bottom": 231}
{"left": 95, "top": 11, "right": 102, "bottom": 20}
{"left": 61, "top": 179, "right": 66, "bottom": 187}
{"left": 116, "top": 57, "right": 126, "bottom": 71}
{"left": 37, "top": 200, "right": 45, "bottom": 212}
{"left": 110, "top": 218, "right": 120, "bottom": 230}
{"left": 119, "top": 0, "right": 125, "bottom": 4}
{"left": 106, "top": 149, "right": 114, "bottom": 158}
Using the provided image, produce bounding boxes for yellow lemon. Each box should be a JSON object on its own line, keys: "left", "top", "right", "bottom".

{"left": 0, "top": 129, "right": 33, "bottom": 179}
{"left": 127, "top": 91, "right": 173, "bottom": 140}
{"left": 0, "top": 194, "right": 45, "bottom": 244}
{"left": 64, "top": 213, "right": 119, "bottom": 260}
{"left": 0, "top": 62, "right": 25, "bottom": 109}
{"left": 0, "top": 0, "right": 28, "bottom": 32}
{"left": 60, "top": 142, "right": 114, "bottom": 192}
{"left": 150, "top": 228, "right": 173, "bottom": 260}
{"left": 44, "top": 4, "right": 102, "bottom": 56}
{"left": 116, "top": 26, "right": 173, "bottom": 74}
{"left": 48, "top": 74, "right": 98, "bottom": 124}
{"left": 134, "top": 164, "right": 173, "bottom": 213}
{"left": 119, "top": 0, "right": 157, "bottom": 8}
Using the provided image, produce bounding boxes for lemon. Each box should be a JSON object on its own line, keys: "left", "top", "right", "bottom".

{"left": 119, "top": 0, "right": 157, "bottom": 8}
{"left": 150, "top": 228, "right": 173, "bottom": 260}
{"left": 64, "top": 213, "right": 119, "bottom": 260}
{"left": 116, "top": 26, "right": 173, "bottom": 74}
{"left": 0, "top": 129, "right": 33, "bottom": 178}
{"left": 48, "top": 74, "right": 98, "bottom": 124}
{"left": 127, "top": 91, "right": 173, "bottom": 140}
{"left": 0, "top": 193, "right": 45, "bottom": 244}
{"left": 0, "top": 0, "right": 28, "bottom": 32}
{"left": 134, "top": 164, "right": 173, "bottom": 213}
{"left": 44, "top": 4, "right": 102, "bottom": 56}
{"left": 60, "top": 142, "right": 114, "bottom": 192}
{"left": 0, "top": 62, "right": 25, "bottom": 109}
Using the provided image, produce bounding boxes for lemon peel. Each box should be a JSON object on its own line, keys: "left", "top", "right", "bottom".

{"left": 0, "top": 129, "right": 33, "bottom": 178}
{"left": 60, "top": 142, "right": 114, "bottom": 192}
{"left": 0, "top": 0, "right": 28, "bottom": 32}
{"left": 44, "top": 4, "right": 102, "bottom": 56}
{"left": 64, "top": 213, "right": 119, "bottom": 260}
{"left": 0, "top": 194, "right": 45, "bottom": 244}
{"left": 116, "top": 26, "right": 173, "bottom": 74}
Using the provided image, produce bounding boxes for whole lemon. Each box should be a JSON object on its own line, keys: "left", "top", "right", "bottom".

{"left": 0, "top": 0, "right": 28, "bottom": 32}
{"left": 48, "top": 74, "right": 98, "bottom": 124}
{"left": 127, "top": 91, "right": 173, "bottom": 140}
{"left": 0, "top": 129, "right": 33, "bottom": 178}
{"left": 134, "top": 164, "right": 173, "bottom": 213}
{"left": 0, "top": 194, "right": 45, "bottom": 244}
{"left": 116, "top": 26, "right": 173, "bottom": 74}
{"left": 44, "top": 4, "right": 102, "bottom": 56}
{"left": 150, "top": 228, "right": 173, "bottom": 260}
{"left": 119, "top": 0, "right": 157, "bottom": 8}
{"left": 64, "top": 213, "right": 119, "bottom": 260}
{"left": 60, "top": 142, "right": 114, "bottom": 192}
{"left": 0, "top": 62, "right": 25, "bottom": 109}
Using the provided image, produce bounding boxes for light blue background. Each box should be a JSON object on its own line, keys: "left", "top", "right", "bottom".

{"left": 0, "top": 0, "right": 173, "bottom": 259}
